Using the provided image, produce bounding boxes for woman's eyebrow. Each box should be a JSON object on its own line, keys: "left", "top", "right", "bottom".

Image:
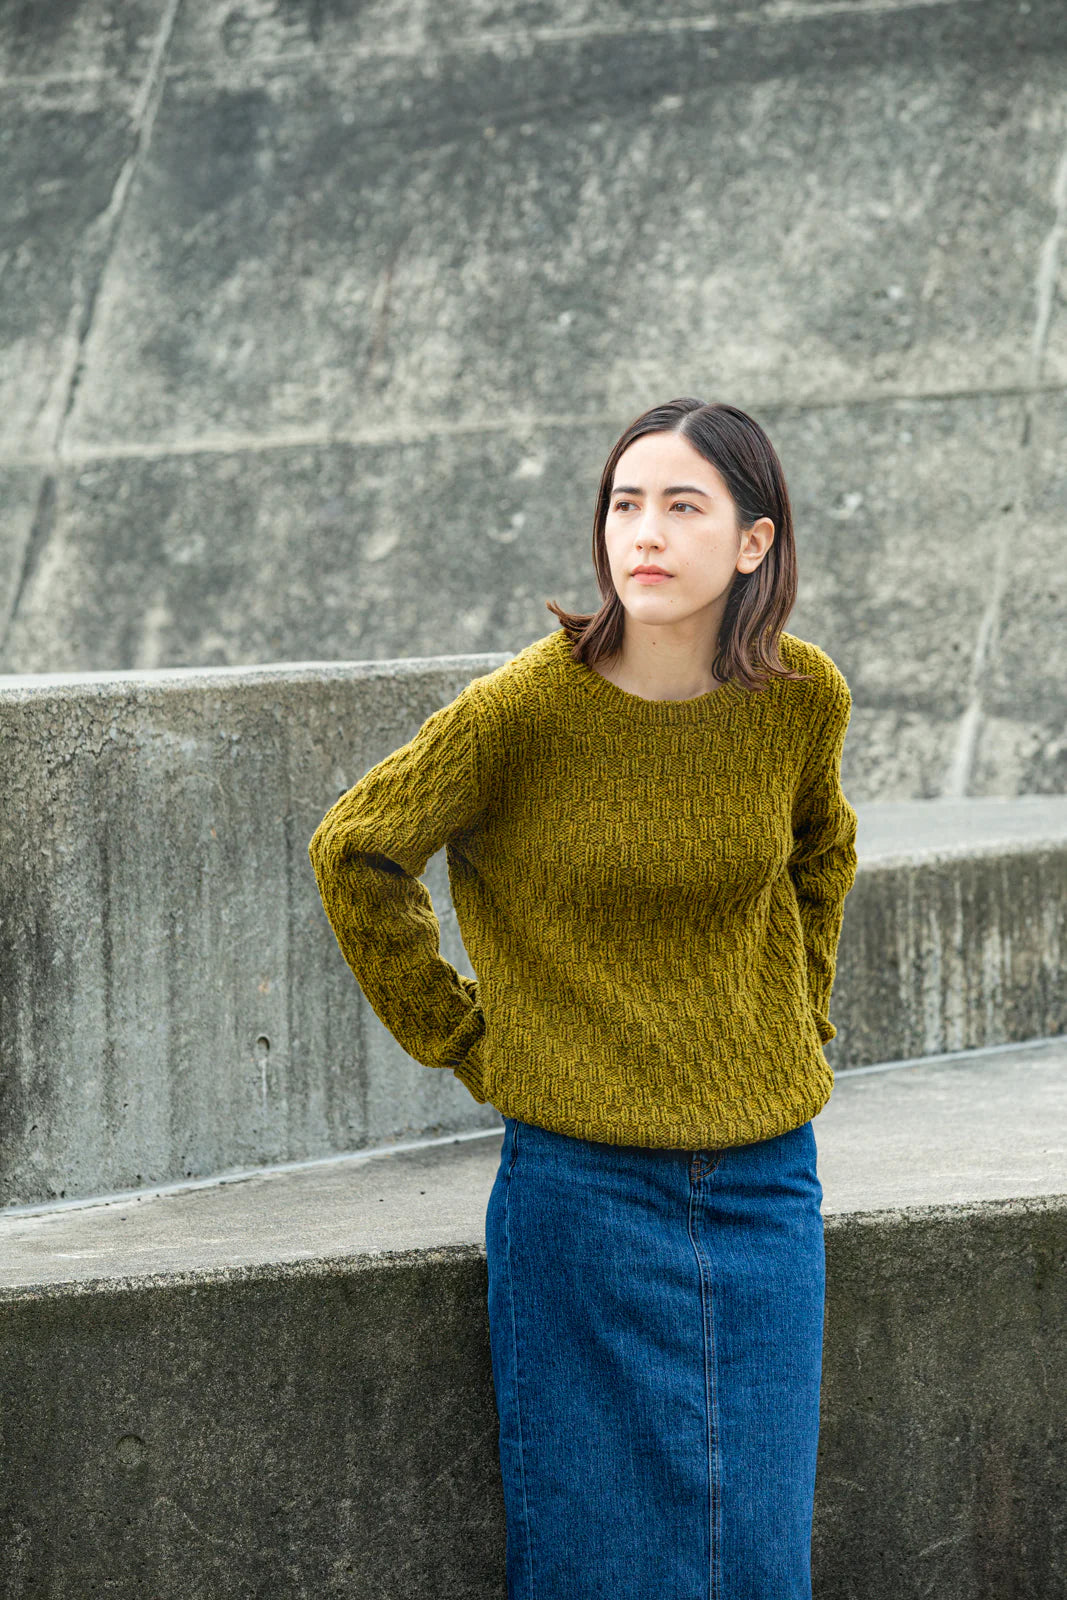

{"left": 611, "top": 484, "right": 712, "bottom": 497}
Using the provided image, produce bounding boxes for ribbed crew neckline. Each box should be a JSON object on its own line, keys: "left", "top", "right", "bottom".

{"left": 549, "top": 626, "right": 743, "bottom": 724}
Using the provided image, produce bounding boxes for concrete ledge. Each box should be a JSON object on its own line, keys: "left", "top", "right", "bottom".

{"left": 2, "top": 1034, "right": 1065, "bottom": 1287}
{"left": 2, "top": 656, "right": 1066, "bottom": 1207}
{"left": 0, "top": 1040, "right": 1064, "bottom": 1598}
{"left": 841, "top": 795, "right": 1067, "bottom": 1068}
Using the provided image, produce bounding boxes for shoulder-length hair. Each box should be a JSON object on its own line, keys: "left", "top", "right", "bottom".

{"left": 546, "top": 396, "right": 811, "bottom": 692}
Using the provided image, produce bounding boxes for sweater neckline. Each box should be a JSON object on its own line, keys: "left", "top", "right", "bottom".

{"left": 550, "top": 627, "right": 743, "bottom": 724}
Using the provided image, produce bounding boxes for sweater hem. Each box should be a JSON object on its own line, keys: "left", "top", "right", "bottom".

{"left": 483, "top": 1064, "right": 835, "bottom": 1151}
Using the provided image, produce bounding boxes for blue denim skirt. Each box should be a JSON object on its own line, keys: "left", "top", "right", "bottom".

{"left": 485, "top": 1115, "right": 826, "bottom": 1600}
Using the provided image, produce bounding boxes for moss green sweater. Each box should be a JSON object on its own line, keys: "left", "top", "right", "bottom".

{"left": 308, "top": 625, "right": 858, "bottom": 1149}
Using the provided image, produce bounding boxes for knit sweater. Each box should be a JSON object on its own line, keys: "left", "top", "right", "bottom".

{"left": 308, "top": 625, "right": 858, "bottom": 1149}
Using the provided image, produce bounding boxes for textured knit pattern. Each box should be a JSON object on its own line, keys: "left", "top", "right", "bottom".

{"left": 308, "top": 625, "right": 859, "bottom": 1149}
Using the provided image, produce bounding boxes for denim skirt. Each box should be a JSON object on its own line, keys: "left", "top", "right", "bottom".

{"left": 484, "top": 1114, "right": 826, "bottom": 1600}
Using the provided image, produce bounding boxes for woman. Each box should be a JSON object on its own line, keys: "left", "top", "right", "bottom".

{"left": 308, "top": 396, "right": 859, "bottom": 1600}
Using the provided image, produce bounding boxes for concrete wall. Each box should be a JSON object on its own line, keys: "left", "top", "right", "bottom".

{"left": 0, "top": 1250, "right": 506, "bottom": 1600}
{"left": 3, "top": 656, "right": 1066, "bottom": 1210}
{"left": 1, "top": 1193, "right": 1063, "bottom": 1599}
{"left": 2, "top": 1, "right": 1066, "bottom": 799}
{"left": 0, "top": 655, "right": 508, "bottom": 1210}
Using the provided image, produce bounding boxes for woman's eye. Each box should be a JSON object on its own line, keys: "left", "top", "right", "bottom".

{"left": 612, "top": 499, "right": 634, "bottom": 512}
{"left": 673, "top": 502, "right": 698, "bottom": 513}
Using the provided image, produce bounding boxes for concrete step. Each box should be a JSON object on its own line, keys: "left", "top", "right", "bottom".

{"left": 2, "top": 655, "right": 1066, "bottom": 1208}
{"left": 843, "top": 794, "right": 1067, "bottom": 1071}
{"left": 1, "top": 1037, "right": 1064, "bottom": 1598}
{"left": 2, "top": 1034, "right": 1065, "bottom": 1282}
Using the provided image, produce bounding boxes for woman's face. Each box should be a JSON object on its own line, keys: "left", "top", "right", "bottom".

{"left": 603, "top": 430, "right": 774, "bottom": 629}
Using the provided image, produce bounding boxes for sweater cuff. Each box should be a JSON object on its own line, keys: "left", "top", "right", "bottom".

{"left": 813, "top": 1011, "right": 837, "bottom": 1045}
{"left": 440, "top": 1001, "right": 488, "bottom": 1102}
{"left": 451, "top": 1048, "right": 489, "bottom": 1104}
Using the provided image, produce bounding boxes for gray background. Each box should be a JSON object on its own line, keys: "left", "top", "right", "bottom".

{"left": 2, "top": 0, "right": 1066, "bottom": 801}
{"left": 2, "top": 9, "right": 1065, "bottom": 1589}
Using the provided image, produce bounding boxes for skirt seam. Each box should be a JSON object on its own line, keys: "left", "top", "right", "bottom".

{"left": 688, "top": 1174, "right": 722, "bottom": 1600}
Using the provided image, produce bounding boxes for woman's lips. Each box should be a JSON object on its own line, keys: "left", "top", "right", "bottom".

{"left": 632, "top": 572, "right": 672, "bottom": 584}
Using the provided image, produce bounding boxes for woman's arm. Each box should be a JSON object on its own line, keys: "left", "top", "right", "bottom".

{"left": 307, "top": 678, "right": 493, "bottom": 1101}
{"left": 787, "top": 671, "right": 858, "bottom": 1045}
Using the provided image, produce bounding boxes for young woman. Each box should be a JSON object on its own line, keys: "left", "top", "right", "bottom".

{"left": 308, "top": 396, "right": 859, "bottom": 1600}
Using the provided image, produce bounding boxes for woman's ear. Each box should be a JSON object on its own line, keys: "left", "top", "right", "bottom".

{"left": 738, "top": 516, "right": 775, "bottom": 572}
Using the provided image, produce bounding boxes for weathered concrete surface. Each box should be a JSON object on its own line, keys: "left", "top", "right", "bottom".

{"left": 2, "top": 1035, "right": 1064, "bottom": 1279}
{"left": 840, "top": 794, "right": 1067, "bottom": 1068}
{"left": 0, "top": 1250, "right": 503, "bottom": 1600}
{"left": 1, "top": 1, "right": 1066, "bottom": 798}
{"left": 0, "top": 1040, "right": 1063, "bottom": 1598}
{"left": 2, "top": 660, "right": 1066, "bottom": 1207}
{"left": 855, "top": 795, "right": 1067, "bottom": 861}
{"left": 0, "top": 656, "right": 511, "bottom": 1211}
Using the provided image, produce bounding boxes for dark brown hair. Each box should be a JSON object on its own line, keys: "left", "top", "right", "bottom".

{"left": 546, "top": 396, "right": 810, "bottom": 693}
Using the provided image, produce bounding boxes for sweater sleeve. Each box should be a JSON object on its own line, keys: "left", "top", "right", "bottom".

{"left": 786, "top": 671, "right": 858, "bottom": 1046}
{"left": 307, "top": 678, "right": 493, "bottom": 1103}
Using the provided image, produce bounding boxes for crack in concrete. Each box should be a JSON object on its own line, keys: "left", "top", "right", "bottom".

{"left": 0, "top": 0, "right": 185, "bottom": 662}
{"left": 940, "top": 529, "right": 1012, "bottom": 798}
{"left": 1028, "top": 137, "right": 1067, "bottom": 398}
{"left": 0, "top": 475, "right": 58, "bottom": 661}
{"left": 365, "top": 256, "right": 397, "bottom": 388}
{"left": 941, "top": 124, "right": 1067, "bottom": 798}
{"left": 54, "top": 0, "right": 185, "bottom": 454}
